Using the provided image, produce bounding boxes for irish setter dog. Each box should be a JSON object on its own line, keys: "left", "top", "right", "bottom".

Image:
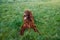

{"left": 20, "top": 10, "right": 40, "bottom": 35}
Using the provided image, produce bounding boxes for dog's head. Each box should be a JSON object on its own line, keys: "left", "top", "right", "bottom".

{"left": 24, "top": 10, "right": 33, "bottom": 21}
{"left": 24, "top": 10, "right": 32, "bottom": 16}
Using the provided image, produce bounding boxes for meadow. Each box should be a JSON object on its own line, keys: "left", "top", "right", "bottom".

{"left": 0, "top": 0, "right": 60, "bottom": 40}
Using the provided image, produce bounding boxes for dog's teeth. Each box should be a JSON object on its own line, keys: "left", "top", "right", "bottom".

{"left": 24, "top": 17, "right": 27, "bottom": 20}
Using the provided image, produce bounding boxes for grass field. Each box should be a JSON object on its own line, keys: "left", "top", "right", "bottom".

{"left": 0, "top": 0, "right": 60, "bottom": 40}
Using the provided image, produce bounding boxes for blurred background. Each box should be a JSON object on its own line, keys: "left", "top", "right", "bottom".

{"left": 0, "top": 0, "right": 60, "bottom": 40}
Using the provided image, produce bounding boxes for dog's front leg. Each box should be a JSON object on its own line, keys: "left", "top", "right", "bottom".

{"left": 20, "top": 24, "right": 28, "bottom": 35}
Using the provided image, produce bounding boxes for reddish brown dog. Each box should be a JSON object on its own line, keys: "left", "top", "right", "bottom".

{"left": 20, "top": 10, "right": 40, "bottom": 35}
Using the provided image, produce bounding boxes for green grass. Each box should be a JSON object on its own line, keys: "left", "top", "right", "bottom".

{"left": 0, "top": 0, "right": 60, "bottom": 40}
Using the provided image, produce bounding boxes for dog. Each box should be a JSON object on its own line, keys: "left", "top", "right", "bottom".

{"left": 20, "top": 10, "right": 40, "bottom": 35}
